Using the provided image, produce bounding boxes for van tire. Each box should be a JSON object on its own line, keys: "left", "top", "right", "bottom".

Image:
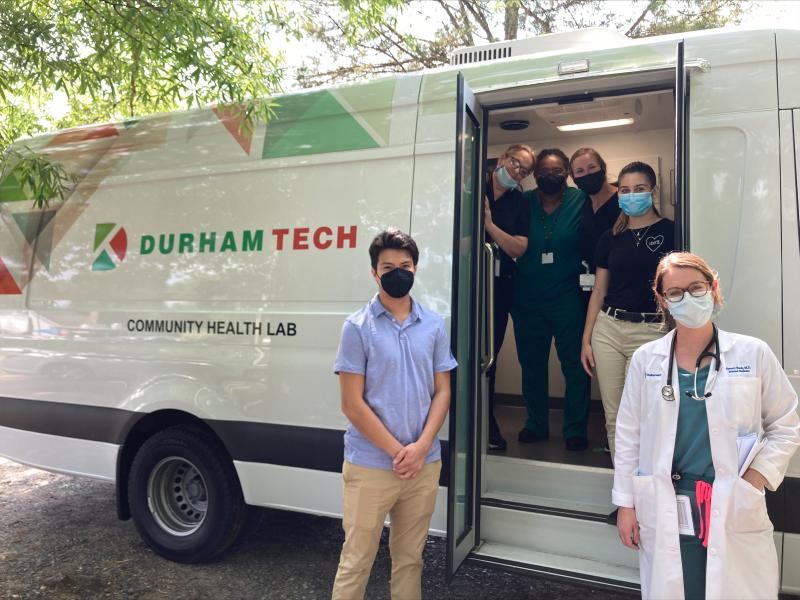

{"left": 128, "top": 426, "right": 246, "bottom": 563}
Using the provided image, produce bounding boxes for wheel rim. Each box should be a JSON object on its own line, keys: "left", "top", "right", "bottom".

{"left": 146, "top": 457, "right": 207, "bottom": 536}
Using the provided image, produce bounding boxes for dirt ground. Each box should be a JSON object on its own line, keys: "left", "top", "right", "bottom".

{"left": 0, "top": 456, "right": 633, "bottom": 599}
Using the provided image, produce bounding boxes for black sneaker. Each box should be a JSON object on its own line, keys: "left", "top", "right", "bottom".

{"left": 518, "top": 428, "right": 548, "bottom": 443}
{"left": 565, "top": 437, "right": 588, "bottom": 451}
{"left": 488, "top": 431, "right": 507, "bottom": 452}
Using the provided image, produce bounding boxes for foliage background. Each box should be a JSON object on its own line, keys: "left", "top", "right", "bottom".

{"left": 0, "top": 0, "right": 770, "bottom": 203}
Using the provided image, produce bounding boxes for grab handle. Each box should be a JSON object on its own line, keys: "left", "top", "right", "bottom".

{"left": 481, "top": 242, "right": 496, "bottom": 373}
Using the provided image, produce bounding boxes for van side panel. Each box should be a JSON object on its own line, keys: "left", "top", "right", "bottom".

{"left": 686, "top": 30, "right": 778, "bottom": 116}
{"left": 0, "top": 426, "right": 118, "bottom": 481}
{"left": 780, "top": 109, "right": 800, "bottom": 478}
{"left": 2, "top": 75, "right": 423, "bottom": 488}
{"left": 777, "top": 31, "right": 800, "bottom": 110}
{"left": 411, "top": 73, "right": 457, "bottom": 318}
{"left": 686, "top": 32, "right": 782, "bottom": 355}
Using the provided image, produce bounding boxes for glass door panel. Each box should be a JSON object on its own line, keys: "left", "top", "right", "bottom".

{"left": 447, "top": 72, "right": 483, "bottom": 579}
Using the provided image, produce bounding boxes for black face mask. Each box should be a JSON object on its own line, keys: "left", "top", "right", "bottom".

{"left": 535, "top": 173, "right": 566, "bottom": 195}
{"left": 574, "top": 170, "right": 606, "bottom": 195}
{"left": 380, "top": 268, "right": 414, "bottom": 298}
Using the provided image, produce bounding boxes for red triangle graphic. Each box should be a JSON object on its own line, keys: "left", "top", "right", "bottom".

{"left": 212, "top": 104, "right": 253, "bottom": 154}
{"left": 45, "top": 123, "right": 119, "bottom": 147}
{"left": 0, "top": 257, "right": 22, "bottom": 295}
{"left": 110, "top": 228, "right": 127, "bottom": 262}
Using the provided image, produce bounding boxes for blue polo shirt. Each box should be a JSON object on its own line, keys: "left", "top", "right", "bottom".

{"left": 333, "top": 295, "right": 458, "bottom": 470}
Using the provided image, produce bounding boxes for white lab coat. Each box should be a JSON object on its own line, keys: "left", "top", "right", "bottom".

{"left": 612, "top": 328, "right": 800, "bottom": 600}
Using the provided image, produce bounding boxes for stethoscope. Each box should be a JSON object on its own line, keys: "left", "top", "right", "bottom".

{"left": 661, "top": 323, "right": 721, "bottom": 402}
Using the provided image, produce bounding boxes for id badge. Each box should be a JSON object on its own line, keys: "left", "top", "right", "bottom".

{"left": 541, "top": 252, "right": 554, "bottom": 264}
{"left": 579, "top": 273, "right": 595, "bottom": 290}
{"left": 676, "top": 494, "right": 695, "bottom": 536}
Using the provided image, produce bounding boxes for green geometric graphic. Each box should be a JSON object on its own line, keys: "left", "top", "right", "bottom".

{"left": 0, "top": 168, "right": 31, "bottom": 203}
{"left": 12, "top": 210, "right": 57, "bottom": 246}
{"left": 334, "top": 78, "right": 395, "bottom": 146}
{"left": 263, "top": 90, "right": 380, "bottom": 159}
{"left": 33, "top": 220, "right": 55, "bottom": 270}
{"left": 94, "top": 222, "right": 115, "bottom": 250}
{"left": 92, "top": 249, "right": 115, "bottom": 271}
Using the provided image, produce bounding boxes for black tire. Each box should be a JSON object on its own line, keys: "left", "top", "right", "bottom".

{"left": 127, "top": 425, "right": 246, "bottom": 563}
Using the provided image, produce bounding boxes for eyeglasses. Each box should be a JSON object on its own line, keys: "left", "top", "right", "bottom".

{"left": 662, "top": 281, "right": 711, "bottom": 303}
{"left": 506, "top": 156, "right": 532, "bottom": 178}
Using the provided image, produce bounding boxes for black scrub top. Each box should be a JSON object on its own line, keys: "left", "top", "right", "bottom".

{"left": 580, "top": 192, "right": 620, "bottom": 273}
{"left": 485, "top": 182, "right": 530, "bottom": 279}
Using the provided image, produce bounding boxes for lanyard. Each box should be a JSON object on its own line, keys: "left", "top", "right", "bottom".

{"left": 661, "top": 324, "right": 720, "bottom": 402}
{"left": 539, "top": 199, "right": 562, "bottom": 250}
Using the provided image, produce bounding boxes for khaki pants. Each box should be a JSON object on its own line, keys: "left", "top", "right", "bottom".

{"left": 331, "top": 460, "right": 441, "bottom": 600}
{"left": 591, "top": 311, "right": 664, "bottom": 460}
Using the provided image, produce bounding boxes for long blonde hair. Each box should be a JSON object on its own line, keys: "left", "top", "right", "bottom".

{"left": 653, "top": 252, "right": 725, "bottom": 329}
{"left": 613, "top": 161, "right": 660, "bottom": 235}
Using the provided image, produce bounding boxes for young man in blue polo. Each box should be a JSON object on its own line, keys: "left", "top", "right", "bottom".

{"left": 331, "top": 228, "right": 457, "bottom": 600}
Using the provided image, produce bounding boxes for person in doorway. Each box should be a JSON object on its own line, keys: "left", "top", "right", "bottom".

{"left": 331, "top": 229, "right": 457, "bottom": 600}
{"left": 570, "top": 147, "right": 620, "bottom": 294}
{"left": 484, "top": 144, "right": 535, "bottom": 452}
{"left": 613, "top": 251, "right": 799, "bottom": 600}
{"left": 513, "top": 148, "right": 591, "bottom": 451}
{"left": 581, "top": 161, "right": 674, "bottom": 464}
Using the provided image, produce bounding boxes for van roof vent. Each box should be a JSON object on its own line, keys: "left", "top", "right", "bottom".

{"left": 449, "top": 28, "right": 630, "bottom": 66}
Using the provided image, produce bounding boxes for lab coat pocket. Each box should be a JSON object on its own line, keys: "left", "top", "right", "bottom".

{"left": 632, "top": 474, "right": 657, "bottom": 528}
{"left": 730, "top": 477, "right": 771, "bottom": 533}
{"left": 719, "top": 377, "right": 761, "bottom": 432}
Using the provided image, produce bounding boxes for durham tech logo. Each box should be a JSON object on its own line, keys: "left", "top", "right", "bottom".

{"left": 92, "top": 223, "right": 128, "bottom": 271}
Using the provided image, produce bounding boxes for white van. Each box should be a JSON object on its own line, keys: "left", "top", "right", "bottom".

{"left": 1, "top": 25, "right": 799, "bottom": 594}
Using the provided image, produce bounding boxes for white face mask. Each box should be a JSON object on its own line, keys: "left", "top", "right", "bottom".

{"left": 668, "top": 291, "right": 715, "bottom": 329}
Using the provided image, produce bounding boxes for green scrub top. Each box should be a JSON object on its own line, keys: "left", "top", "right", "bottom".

{"left": 673, "top": 366, "right": 714, "bottom": 600}
{"left": 673, "top": 364, "right": 715, "bottom": 480}
{"left": 515, "top": 186, "right": 587, "bottom": 306}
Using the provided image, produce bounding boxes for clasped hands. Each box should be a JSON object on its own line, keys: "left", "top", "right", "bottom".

{"left": 392, "top": 441, "right": 428, "bottom": 480}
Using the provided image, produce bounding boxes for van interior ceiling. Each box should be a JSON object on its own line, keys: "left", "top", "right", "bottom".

{"left": 484, "top": 88, "right": 676, "bottom": 471}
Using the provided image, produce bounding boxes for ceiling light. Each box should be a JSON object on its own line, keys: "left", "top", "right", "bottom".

{"left": 556, "top": 118, "right": 634, "bottom": 132}
{"left": 500, "top": 119, "right": 529, "bottom": 131}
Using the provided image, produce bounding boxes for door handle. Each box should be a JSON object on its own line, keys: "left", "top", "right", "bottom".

{"left": 481, "top": 242, "right": 496, "bottom": 373}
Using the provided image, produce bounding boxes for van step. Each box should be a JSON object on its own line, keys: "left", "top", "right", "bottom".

{"left": 468, "top": 545, "right": 640, "bottom": 595}
{"left": 478, "top": 503, "right": 639, "bottom": 590}
{"left": 480, "top": 495, "right": 608, "bottom": 522}
{"left": 485, "top": 455, "right": 614, "bottom": 515}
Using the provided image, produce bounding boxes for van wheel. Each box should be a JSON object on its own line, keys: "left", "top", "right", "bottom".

{"left": 128, "top": 426, "right": 246, "bottom": 563}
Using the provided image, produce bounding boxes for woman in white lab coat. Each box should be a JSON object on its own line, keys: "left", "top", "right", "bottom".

{"left": 613, "top": 252, "right": 800, "bottom": 600}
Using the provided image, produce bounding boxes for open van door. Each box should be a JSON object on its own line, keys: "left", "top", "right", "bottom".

{"left": 447, "top": 73, "right": 484, "bottom": 580}
{"left": 674, "top": 40, "right": 689, "bottom": 249}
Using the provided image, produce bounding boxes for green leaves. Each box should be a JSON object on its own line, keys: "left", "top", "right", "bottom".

{"left": 0, "top": 0, "right": 293, "bottom": 208}
{"left": 2, "top": 147, "right": 76, "bottom": 210}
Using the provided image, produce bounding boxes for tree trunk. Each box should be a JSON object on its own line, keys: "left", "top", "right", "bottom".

{"left": 504, "top": 2, "right": 519, "bottom": 40}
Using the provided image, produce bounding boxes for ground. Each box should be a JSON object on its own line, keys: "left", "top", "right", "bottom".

{"left": 0, "top": 457, "right": 632, "bottom": 599}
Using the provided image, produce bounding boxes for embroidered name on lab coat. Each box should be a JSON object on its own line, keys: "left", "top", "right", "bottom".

{"left": 645, "top": 372, "right": 662, "bottom": 378}
{"left": 725, "top": 365, "right": 752, "bottom": 374}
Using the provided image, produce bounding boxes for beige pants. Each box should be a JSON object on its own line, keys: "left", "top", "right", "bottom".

{"left": 331, "top": 460, "right": 441, "bottom": 600}
{"left": 591, "top": 311, "right": 664, "bottom": 460}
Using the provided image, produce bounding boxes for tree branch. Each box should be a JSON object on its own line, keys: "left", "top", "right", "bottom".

{"left": 463, "top": 0, "right": 496, "bottom": 43}
{"left": 626, "top": 0, "right": 661, "bottom": 36}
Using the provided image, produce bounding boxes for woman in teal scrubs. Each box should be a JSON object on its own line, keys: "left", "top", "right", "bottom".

{"left": 512, "top": 148, "right": 591, "bottom": 451}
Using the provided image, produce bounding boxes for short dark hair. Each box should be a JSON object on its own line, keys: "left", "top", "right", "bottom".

{"left": 535, "top": 148, "right": 570, "bottom": 173}
{"left": 369, "top": 229, "right": 419, "bottom": 269}
{"left": 618, "top": 161, "right": 657, "bottom": 188}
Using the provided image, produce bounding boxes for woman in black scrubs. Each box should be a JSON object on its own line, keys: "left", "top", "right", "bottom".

{"left": 484, "top": 144, "right": 535, "bottom": 451}
{"left": 571, "top": 147, "right": 620, "bottom": 292}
